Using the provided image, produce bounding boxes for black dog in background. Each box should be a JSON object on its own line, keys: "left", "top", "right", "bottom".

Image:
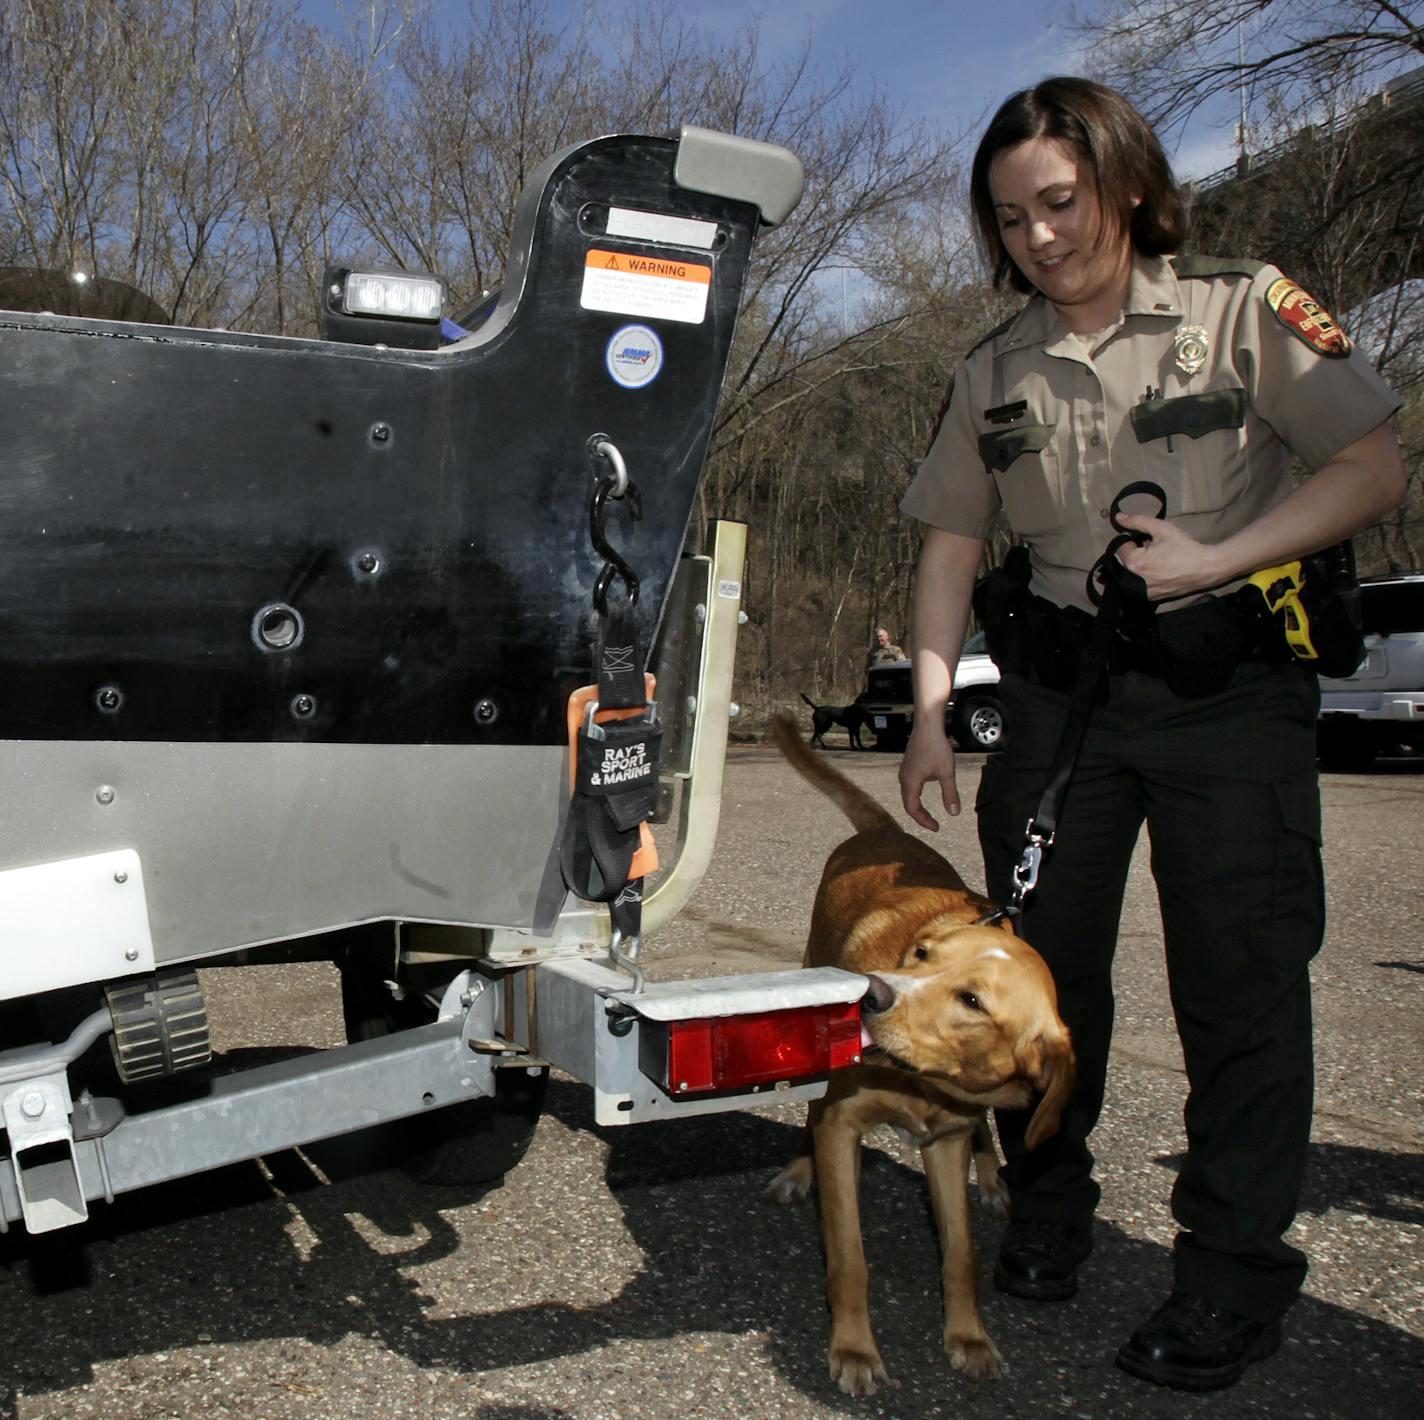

{"left": 800, "top": 692, "right": 867, "bottom": 750}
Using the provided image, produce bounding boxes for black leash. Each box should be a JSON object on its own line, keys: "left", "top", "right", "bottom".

{"left": 981, "top": 482, "right": 1164, "bottom": 928}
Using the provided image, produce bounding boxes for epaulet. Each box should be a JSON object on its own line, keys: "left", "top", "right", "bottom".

{"left": 966, "top": 310, "right": 1020, "bottom": 358}
{"left": 1170, "top": 255, "right": 1267, "bottom": 280}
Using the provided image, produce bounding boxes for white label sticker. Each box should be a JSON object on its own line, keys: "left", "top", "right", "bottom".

{"left": 717, "top": 579, "right": 741, "bottom": 599}
{"left": 606, "top": 207, "right": 719, "bottom": 249}
{"left": 582, "top": 249, "right": 711, "bottom": 324}
{"left": 605, "top": 324, "right": 664, "bottom": 390}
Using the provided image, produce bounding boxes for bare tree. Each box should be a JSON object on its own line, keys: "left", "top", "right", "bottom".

{"left": 1077, "top": 0, "right": 1424, "bottom": 143}
{"left": 1078, "top": 1, "right": 1423, "bottom": 573}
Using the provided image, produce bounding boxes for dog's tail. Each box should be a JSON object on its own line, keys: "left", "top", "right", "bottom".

{"left": 772, "top": 712, "right": 898, "bottom": 834}
{"left": 799, "top": 692, "right": 818, "bottom": 710}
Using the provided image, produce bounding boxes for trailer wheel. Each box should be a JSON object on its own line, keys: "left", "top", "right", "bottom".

{"left": 336, "top": 969, "right": 546, "bottom": 1188}
{"left": 403, "top": 1062, "right": 547, "bottom": 1187}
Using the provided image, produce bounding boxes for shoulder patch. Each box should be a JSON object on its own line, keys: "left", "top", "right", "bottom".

{"left": 1265, "top": 277, "right": 1351, "bottom": 358}
{"left": 1171, "top": 255, "right": 1267, "bottom": 280}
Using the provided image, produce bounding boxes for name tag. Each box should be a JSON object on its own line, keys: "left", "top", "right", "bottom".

{"left": 984, "top": 400, "right": 1027, "bottom": 425}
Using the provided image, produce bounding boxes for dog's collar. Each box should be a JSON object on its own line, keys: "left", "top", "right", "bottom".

{"left": 974, "top": 906, "right": 1018, "bottom": 928}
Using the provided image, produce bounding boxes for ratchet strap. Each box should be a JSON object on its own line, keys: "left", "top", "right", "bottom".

{"left": 559, "top": 443, "right": 662, "bottom": 980}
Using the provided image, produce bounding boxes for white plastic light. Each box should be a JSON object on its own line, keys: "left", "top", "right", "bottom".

{"left": 343, "top": 271, "right": 443, "bottom": 321}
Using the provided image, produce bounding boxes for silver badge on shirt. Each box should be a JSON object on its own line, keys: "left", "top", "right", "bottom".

{"left": 1173, "top": 324, "right": 1210, "bottom": 375}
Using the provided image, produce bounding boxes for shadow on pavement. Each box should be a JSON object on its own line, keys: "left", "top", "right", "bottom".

{"left": 1153, "top": 1139, "right": 1424, "bottom": 1227}
{"left": 1, "top": 1078, "right": 1420, "bottom": 1419}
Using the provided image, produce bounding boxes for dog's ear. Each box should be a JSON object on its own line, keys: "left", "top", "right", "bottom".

{"left": 1021, "top": 1027, "right": 1076, "bottom": 1150}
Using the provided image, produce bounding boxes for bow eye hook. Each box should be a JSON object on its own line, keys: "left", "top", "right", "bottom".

{"left": 588, "top": 437, "right": 641, "bottom": 615}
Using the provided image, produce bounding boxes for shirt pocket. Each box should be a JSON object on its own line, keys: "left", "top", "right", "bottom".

{"left": 1129, "top": 388, "right": 1248, "bottom": 514}
{"left": 978, "top": 423, "right": 1060, "bottom": 534}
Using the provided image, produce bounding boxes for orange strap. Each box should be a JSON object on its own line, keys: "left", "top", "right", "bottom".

{"left": 566, "top": 675, "right": 659, "bottom": 879}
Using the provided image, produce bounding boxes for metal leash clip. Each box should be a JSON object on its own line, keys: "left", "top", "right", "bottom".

{"left": 1010, "top": 820, "right": 1055, "bottom": 908}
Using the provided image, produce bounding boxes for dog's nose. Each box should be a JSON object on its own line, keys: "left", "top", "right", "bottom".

{"left": 862, "top": 973, "right": 895, "bottom": 1015}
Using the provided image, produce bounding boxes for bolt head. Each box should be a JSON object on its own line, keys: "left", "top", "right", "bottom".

{"left": 20, "top": 1091, "right": 45, "bottom": 1119}
{"left": 114, "top": 869, "right": 128, "bottom": 884}
{"left": 96, "top": 785, "right": 116, "bottom": 805}
{"left": 124, "top": 947, "right": 139, "bottom": 961}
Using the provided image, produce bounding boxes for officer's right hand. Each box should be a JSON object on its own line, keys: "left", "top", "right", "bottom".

{"left": 899, "top": 718, "right": 960, "bottom": 831}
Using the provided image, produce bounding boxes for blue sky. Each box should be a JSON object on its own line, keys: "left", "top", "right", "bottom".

{"left": 372, "top": 0, "right": 1245, "bottom": 180}
{"left": 666, "top": 0, "right": 1247, "bottom": 178}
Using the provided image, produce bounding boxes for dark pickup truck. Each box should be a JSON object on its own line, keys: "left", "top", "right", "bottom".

{"left": 861, "top": 631, "right": 1007, "bottom": 753}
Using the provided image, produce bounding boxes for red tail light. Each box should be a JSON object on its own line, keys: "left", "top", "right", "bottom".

{"left": 640, "top": 1001, "right": 863, "bottom": 1096}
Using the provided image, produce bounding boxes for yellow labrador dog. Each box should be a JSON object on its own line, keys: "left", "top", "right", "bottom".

{"left": 766, "top": 713, "right": 1073, "bottom": 1395}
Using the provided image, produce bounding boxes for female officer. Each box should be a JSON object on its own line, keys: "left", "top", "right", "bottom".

{"left": 898, "top": 77, "right": 1404, "bottom": 1392}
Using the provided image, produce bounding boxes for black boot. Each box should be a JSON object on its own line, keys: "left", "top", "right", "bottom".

{"left": 1115, "top": 1292, "right": 1283, "bottom": 1391}
{"left": 992, "top": 1218, "right": 1093, "bottom": 1301}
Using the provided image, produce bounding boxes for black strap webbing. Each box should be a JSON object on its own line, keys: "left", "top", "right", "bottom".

{"left": 1030, "top": 573, "right": 1122, "bottom": 843}
{"left": 1000, "top": 483, "right": 1164, "bottom": 920}
{"left": 559, "top": 599, "right": 661, "bottom": 906}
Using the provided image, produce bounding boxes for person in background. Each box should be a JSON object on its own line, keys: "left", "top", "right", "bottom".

{"left": 897, "top": 76, "right": 1404, "bottom": 1392}
{"left": 865, "top": 626, "right": 906, "bottom": 669}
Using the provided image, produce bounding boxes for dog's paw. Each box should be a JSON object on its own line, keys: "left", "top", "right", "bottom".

{"left": 977, "top": 1171, "right": 1010, "bottom": 1219}
{"left": 945, "top": 1333, "right": 1006, "bottom": 1381}
{"left": 829, "top": 1343, "right": 889, "bottom": 1397}
{"left": 764, "top": 1159, "right": 813, "bottom": 1204}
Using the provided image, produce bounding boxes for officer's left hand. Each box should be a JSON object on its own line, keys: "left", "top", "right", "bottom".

{"left": 1115, "top": 513, "right": 1227, "bottom": 601}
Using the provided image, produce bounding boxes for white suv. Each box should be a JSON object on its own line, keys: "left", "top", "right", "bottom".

{"left": 860, "top": 631, "right": 1006, "bottom": 753}
{"left": 1316, "top": 574, "right": 1424, "bottom": 770}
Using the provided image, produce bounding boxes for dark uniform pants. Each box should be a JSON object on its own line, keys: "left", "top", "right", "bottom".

{"left": 977, "top": 662, "right": 1323, "bottom": 1323}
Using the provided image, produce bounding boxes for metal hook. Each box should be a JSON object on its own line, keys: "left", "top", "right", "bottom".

{"left": 588, "top": 439, "right": 641, "bottom": 615}
{"left": 589, "top": 436, "right": 629, "bottom": 498}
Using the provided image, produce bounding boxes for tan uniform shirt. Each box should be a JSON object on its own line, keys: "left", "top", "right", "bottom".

{"left": 902, "top": 254, "right": 1401, "bottom": 613}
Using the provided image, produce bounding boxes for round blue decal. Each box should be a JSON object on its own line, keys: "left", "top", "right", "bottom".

{"left": 605, "top": 324, "right": 664, "bottom": 390}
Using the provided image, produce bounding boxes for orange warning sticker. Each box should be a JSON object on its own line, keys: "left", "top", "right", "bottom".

{"left": 581, "top": 248, "right": 711, "bottom": 324}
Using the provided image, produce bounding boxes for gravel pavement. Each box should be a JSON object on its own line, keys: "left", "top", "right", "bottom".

{"left": 1, "top": 745, "right": 1420, "bottom": 1419}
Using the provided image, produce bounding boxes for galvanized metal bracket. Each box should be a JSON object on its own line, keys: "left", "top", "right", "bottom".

{"left": 530, "top": 957, "right": 864, "bottom": 1126}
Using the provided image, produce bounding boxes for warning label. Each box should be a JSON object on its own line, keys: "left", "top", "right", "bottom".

{"left": 581, "top": 248, "right": 711, "bottom": 324}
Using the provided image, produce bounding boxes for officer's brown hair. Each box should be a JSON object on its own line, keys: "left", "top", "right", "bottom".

{"left": 970, "top": 77, "right": 1186, "bottom": 294}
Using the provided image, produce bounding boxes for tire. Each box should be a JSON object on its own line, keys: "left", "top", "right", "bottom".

{"left": 953, "top": 691, "right": 1007, "bottom": 753}
{"left": 402, "top": 1063, "right": 547, "bottom": 1187}
{"left": 1316, "top": 718, "right": 1377, "bottom": 772}
{"left": 334, "top": 968, "right": 546, "bottom": 1188}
